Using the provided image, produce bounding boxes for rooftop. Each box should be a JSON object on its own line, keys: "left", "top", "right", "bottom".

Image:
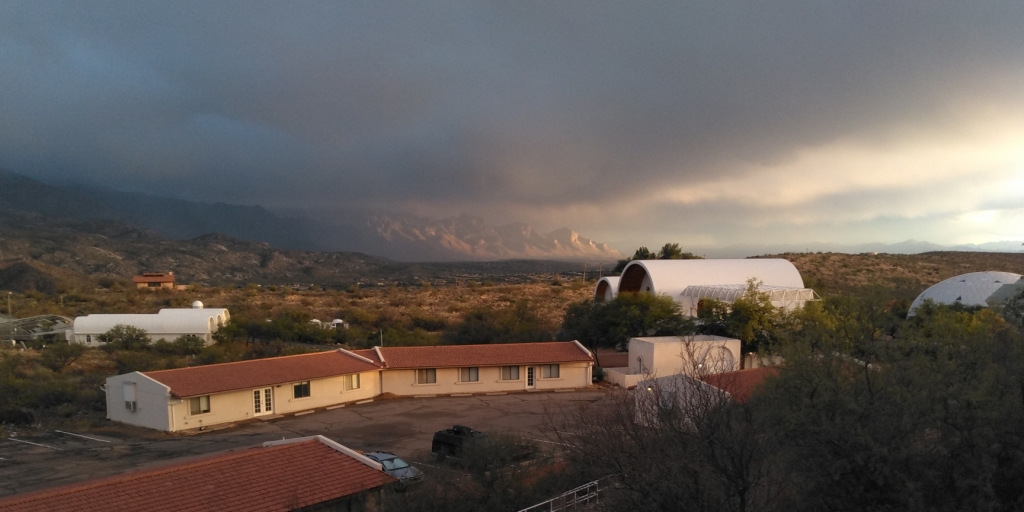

{"left": 632, "top": 335, "right": 737, "bottom": 344}
{"left": 0, "top": 436, "right": 396, "bottom": 512}
{"left": 353, "top": 341, "right": 593, "bottom": 369}
{"left": 700, "top": 367, "right": 778, "bottom": 403}
{"left": 144, "top": 349, "right": 379, "bottom": 398}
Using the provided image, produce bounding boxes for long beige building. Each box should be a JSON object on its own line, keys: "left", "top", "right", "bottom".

{"left": 107, "top": 341, "right": 594, "bottom": 432}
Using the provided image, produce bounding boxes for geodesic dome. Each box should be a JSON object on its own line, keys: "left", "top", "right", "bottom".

{"left": 908, "top": 271, "right": 1023, "bottom": 316}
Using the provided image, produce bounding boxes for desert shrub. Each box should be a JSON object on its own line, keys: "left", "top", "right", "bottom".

{"left": 444, "top": 301, "right": 553, "bottom": 345}
{"left": 410, "top": 314, "right": 448, "bottom": 332}
{"left": 196, "top": 343, "right": 246, "bottom": 365}
{"left": 39, "top": 342, "right": 86, "bottom": 372}
{"left": 154, "top": 335, "right": 206, "bottom": 356}
{"left": 113, "top": 350, "right": 168, "bottom": 374}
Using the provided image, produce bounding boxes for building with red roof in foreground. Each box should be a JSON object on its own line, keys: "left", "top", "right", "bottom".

{"left": 107, "top": 341, "right": 594, "bottom": 432}
{"left": 634, "top": 368, "right": 778, "bottom": 427}
{"left": 699, "top": 367, "right": 778, "bottom": 403}
{"left": 0, "top": 435, "right": 396, "bottom": 512}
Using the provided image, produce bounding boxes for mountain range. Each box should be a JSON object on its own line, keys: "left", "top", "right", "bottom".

{"left": 0, "top": 170, "right": 622, "bottom": 262}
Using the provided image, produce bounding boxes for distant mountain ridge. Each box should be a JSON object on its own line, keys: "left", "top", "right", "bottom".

{"left": 702, "top": 239, "right": 1024, "bottom": 258}
{"left": 367, "top": 213, "right": 621, "bottom": 261}
{"left": 0, "top": 170, "right": 621, "bottom": 262}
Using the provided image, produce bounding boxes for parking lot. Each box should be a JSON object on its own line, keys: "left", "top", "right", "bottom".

{"left": 0, "top": 390, "right": 611, "bottom": 498}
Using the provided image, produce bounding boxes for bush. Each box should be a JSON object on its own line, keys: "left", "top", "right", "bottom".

{"left": 39, "top": 342, "right": 86, "bottom": 373}
{"left": 99, "top": 324, "right": 151, "bottom": 352}
{"left": 155, "top": 335, "right": 207, "bottom": 356}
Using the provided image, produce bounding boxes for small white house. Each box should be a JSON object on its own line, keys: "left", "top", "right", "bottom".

{"left": 604, "top": 335, "right": 741, "bottom": 389}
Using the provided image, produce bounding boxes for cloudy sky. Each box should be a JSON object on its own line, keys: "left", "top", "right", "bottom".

{"left": 2, "top": 2, "right": 1023, "bottom": 252}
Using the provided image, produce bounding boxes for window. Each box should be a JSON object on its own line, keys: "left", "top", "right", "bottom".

{"left": 501, "top": 366, "right": 520, "bottom": 381}
{"left": 86, "top": 335, "right": 92, "bottom": 344}
{"left": 460, "top": 367, "right": 479, "bottom": 382}
{"left": 344, "top": 373, "right": 360, "bottom": 391}
{"left": 417, "top": 368, "right": 436, "bottom": 384}
{"left": 123, "top": 383, "right": 137, "bottom": 411}
{"left": 293, "top": 381, "right": 311, "bottom": 399}
{"left": 541, "top": 364, "right": 560, "bottom": 379}
{"left": 189, "top": 395, "right": 210, "bottom": 415}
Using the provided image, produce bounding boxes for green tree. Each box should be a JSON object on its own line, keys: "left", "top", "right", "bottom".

{"left": 98, "top": 324, "right": 151, "bottom": 351}
{"left": 559, "top": 293, "right": 694, "bottom": 366}
{"left": 758, "top": 304, "right": 1024, "bottom": 511}
{"left": 697, "top": 279, "right": 784, "bottom": 353}
{"left": 656, "top": 243, "right": 701, "bottom": 260}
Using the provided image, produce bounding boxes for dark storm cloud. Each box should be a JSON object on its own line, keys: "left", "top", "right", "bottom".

{"left": 1, "top": 1, "right": 1023, "bottom": 246}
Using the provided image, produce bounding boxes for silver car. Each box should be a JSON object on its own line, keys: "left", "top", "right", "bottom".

{"left": 364, "top": 452, "right": 424, "bottom": 489}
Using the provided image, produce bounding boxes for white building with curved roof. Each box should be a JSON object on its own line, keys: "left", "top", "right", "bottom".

{"left": 593, "top": 276, "right": 620, "bottom": 302}
{"left": 599, "top": 259, "right": 817, "bottom": 316}
{"left": 908, "top": 271, "right": 1023, "bottom": 316}
{"left": 71, "top": 306, "right": 229, "bottom": 346}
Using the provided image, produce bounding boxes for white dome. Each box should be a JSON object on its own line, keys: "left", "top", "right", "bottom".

{"left": 908, "top": 271, "right": 1023, "bottom": 315}
{"left": 192, "top": 301, "right": 204, "bottom": 309}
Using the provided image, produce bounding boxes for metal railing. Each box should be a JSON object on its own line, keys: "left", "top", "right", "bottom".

{"left": 518, "top": 478, "right": 604, "bottom": 512}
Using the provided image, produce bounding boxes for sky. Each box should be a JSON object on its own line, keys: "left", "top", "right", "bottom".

{"left": 1, "top": 1, "right": 1023, "bottom": 253}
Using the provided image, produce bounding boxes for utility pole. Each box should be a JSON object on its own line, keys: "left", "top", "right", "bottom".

{"left": 380, "top": 328, "right": 384, "bottom": 347}
{"left": 7, "top": 292, "right": 11, "bottom": 319}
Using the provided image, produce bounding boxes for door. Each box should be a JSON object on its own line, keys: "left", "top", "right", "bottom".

{"left": 526, "top": 366, "right": 536, "bottom": 389}
{"left": 253, "top": 388, "right": 273, "bottom": 416}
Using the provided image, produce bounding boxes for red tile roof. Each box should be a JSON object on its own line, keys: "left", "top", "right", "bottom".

{"left": 144, "top": 349, "right": 380, "bottom": 397}
{"left": 700, "top": 367, "right": 778, "bottom": 403}
{"left": 353, "top": 341, "right": 593, "bottom": 369}
{"left": 0, "top": 436, "right": 396, "bottom": 512}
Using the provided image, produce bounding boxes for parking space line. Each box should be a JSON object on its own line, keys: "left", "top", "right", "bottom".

{"left": 6, "top": 438, "right": 61, "bottom": 451}
{"left": 54, "top": 430, "right": 111, "bottom": 443}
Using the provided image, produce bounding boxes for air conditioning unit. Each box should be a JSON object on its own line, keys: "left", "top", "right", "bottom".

{"left": 125, "top": 401, "right": 137, "bottom": 412}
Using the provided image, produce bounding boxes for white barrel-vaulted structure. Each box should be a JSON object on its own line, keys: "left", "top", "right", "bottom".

{"left": 594, "top": 276, "right": 620, "bottom": 302}
{"left": 71, "top": 306, "right": 229, "bottom": 346}
{"left": 609, "top": 259, "right": 816, "bottom": 316}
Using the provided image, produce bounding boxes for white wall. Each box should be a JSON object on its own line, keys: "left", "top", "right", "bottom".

{"left": 628, "top": 336, "right": 741, "bottom": 378}
{"left": 105, "top": 372, "right": 171, "bottom": 431}
{"left": 381, "top": 363, "right": 591, "bottom": 396}
{"left": 168, "top": 370, "right": 380, "bottom": 432}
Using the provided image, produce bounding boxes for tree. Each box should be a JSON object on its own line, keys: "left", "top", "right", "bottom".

{"left": 656, "top": 243, "right": 701, "bottom": 260}
{"left": 1001, "top": 286, "right": 1024, "bottom": 330}
{"left": 39, "top": 342, "right": 86, "bottom": 373}
{"left": 559, "top": 293, "right": 694, "bottom": 366}
{"left": 552, "top": 362, "right": 788, "bottom": 512}
{"left": 98, "top": 324, "right": 151, "bottom": 351}
{"left": 757, "top": 304, "right": 1024, "bottom": 511}
{"left": 697, "top": 279, "right": 784, "bottom": 353}
{"left": 443, "top": 301, "right": 553, "bottom": 345}
{"left": 613, "top": 244, "right": 702, "bottom": 272}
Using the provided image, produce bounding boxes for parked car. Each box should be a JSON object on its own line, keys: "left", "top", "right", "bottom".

{"left": 364, "top": 452, "right": 424, "bottom": 489}
{"left": 431, "top": 425, "right": 489, "bottom": 460}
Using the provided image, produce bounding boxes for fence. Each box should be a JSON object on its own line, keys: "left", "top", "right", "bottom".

{"left": 517, "top": 478, "right": 604, "bottom": 512}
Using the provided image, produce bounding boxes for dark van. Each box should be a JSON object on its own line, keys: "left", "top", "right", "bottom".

{"left": 431, "top": 425, "right": 488, "bottom": 460}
